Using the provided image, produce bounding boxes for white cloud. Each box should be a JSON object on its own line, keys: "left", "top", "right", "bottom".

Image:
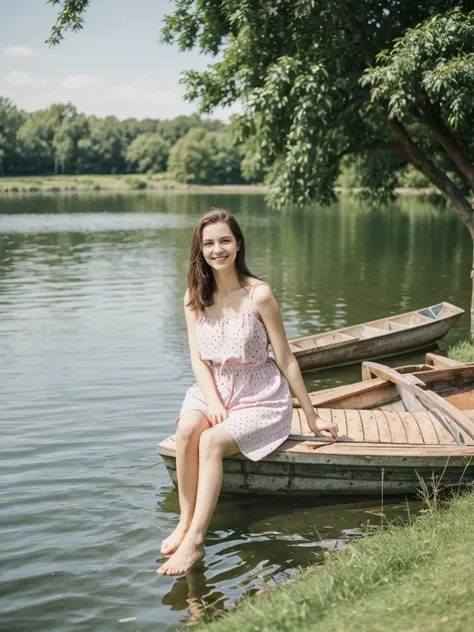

{"left": 3, "top": 45, "right": 39, "bottom": 57}
{"left": 61, "top": 74, "right": 102, "bottom": 89}
{"left": 0, "top": 70, "right": 49, "bottom": 89}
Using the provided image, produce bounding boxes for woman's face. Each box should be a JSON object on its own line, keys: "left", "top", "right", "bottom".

{"left": 201, "top": 221, "right": 240, "bottom": 272}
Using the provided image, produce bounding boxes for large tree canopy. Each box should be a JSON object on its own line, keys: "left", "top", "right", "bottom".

{"left": 47, "top": 2, "right": 474, "bottom": 208}
{"left": 45, "top": 0, "right": 474, "bottom": 328}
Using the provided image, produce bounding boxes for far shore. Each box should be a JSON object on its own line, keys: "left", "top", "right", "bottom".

{"left": 0, "top": 174, "right": 436, "bottom": 197}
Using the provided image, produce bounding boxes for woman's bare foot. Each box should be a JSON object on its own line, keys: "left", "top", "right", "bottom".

{"left": 157, "top": 537, "right": 205, "bottom": 576}
{"left": 160, "top": 523, "right": 189, "bottom": 556}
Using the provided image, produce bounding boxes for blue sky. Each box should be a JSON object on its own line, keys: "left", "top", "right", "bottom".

{"left": 0, "top": 0, "right": 239, "bottom": 120}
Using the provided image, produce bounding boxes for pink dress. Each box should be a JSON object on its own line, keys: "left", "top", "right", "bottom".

{"left": 178, "top": 284, "right": 293, "bottom": 461}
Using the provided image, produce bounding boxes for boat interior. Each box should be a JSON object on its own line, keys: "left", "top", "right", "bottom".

{"left": 289, "top": 354, "right": 474, "bottom": 449}
{"left": 289, "top": 303, "right": 457, "bottom": 351}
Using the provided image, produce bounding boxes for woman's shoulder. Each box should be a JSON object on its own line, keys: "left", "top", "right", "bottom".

{"left": 245, "top": 278, "right": 273, "bottom": 300}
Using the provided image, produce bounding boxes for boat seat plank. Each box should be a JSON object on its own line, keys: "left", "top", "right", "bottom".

{"left": 360, "top": 410, "right": 380, "bottom": 442}
{"left": 332, "top": 409, "right": 348, "bottom": 437}
{"left": 373, "top": 409, "right": 392, "bottom": 443}
{"left": 399, "top": 411, "right": 425, "bottom": 444}
{"left": 381, "top": 409, "right": 408, "bottom": 443}
{"left": 345, "top": 409, "right": 365, "bottom": 442}
{"left": 413, "top": 411, "right": 440, "bottom": 444}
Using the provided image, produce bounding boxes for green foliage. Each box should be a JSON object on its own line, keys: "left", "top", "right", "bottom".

{"left": 364, "top": 11, "right": 474, "bottom": 129}
{"left": 0, "top": 97, "right": 24, "bottom": 176}
{"left": 160, "top": 1, "right": 474, "bottom": 209}
{"left": 1, "top": 97, "right": 239, "bottom": 181}
{"left": 156, "top": 114, "right": 223, "bottom": 146}
{"left": 46, "top": 0, "right": 90, "bottom": 45}
{"left": 448, "top": 340, "right": 474, "bottom": 363}
{"left": 125, "top": 133, "right": 169, "bottom": 173}
{"left": 168, "top": 127, "right": 243, "bottom": 184}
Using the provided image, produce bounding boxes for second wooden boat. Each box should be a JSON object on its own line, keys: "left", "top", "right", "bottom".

{"left": 289, "top": 302, "right": 464, "bottom": 371}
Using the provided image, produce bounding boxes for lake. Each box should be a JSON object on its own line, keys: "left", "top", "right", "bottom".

{"left": 0, "top": 192, "right": 470, "bottom": 631}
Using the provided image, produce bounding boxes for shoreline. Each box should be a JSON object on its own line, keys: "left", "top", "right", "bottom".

{"left": 196, "top": 489, "right": 474, "bottom": 631}
{"left": 0, "top": 175, "right": 436, "bottom": 197}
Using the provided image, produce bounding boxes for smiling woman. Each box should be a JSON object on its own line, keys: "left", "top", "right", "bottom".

{"left": 157, "top": 208, "right": 338, "bottom": 576}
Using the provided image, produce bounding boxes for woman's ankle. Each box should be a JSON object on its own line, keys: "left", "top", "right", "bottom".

{"left": 183, "top": 529, "right": 206, "bottom": 546}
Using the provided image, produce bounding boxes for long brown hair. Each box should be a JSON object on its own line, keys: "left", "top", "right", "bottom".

{"left": 187, "top": 209, "right": 259, "bottom": 312}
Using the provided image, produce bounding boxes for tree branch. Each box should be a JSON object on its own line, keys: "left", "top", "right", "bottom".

{"left": 389, "top": 117, "right": 474, "bottom": 234}
{"left": 420, "top": 98, "right": 474, "bottom": 192}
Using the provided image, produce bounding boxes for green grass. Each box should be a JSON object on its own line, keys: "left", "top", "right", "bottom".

{"left": 197, "top": 491, "right": 474, "bottom": 631}
{"left": 448, "top": 340, "right": 474, "bottom": 363}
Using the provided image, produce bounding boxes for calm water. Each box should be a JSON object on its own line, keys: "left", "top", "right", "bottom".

{"left": 0, "top": 192, "right": 470, "bottom": 631}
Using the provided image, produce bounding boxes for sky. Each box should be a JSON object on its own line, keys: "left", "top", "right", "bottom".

{"left": 0, "top": 0, "right": 240, "bottom": 121}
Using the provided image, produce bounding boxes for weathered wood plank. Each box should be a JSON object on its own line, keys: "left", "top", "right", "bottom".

{"left": 381, "top": 409, "right": 408, "bottom": 443}
{"left": 299, "top": 409, "right": 312, "bottom": 434}
{"left": 399, "top": 411, "right": 424, "bottom": 444}
{"left": 428, "top": 412, "right": 457, "bottom": 445}
{"left": 360, "top": 410, "right": 380, "bottom": 442}
{"left": 426, "top": 353, "right": 465, "bottom": 368}
{"left": 373, "top": 409, "right": 392, "bottom": 443}
{"left": 413, "top": 411, "right": 440, "bottom": 444}
{"left": 345, "top": 409, "right": 364, "bottom": 442}
{"left": 332, "top": 408, "right": 348, "bottom": 437}
{"left": 362, "top": 362, "right": 427, "bottom": 386}
{"left": 364, "top": 362, "right": 474, "bottom": 443}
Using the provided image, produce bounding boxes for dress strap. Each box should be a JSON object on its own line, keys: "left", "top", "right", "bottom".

{"left": 249, "top": 282, "right": 268, "bottom": 308}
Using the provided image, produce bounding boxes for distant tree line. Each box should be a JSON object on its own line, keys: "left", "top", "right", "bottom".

{"left": 0, "top": 96, "right": 251, "bottom": 185}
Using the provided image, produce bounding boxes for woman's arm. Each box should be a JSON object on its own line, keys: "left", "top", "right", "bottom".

{"left": 254, "top": 285, "right": 338, "bottom": 440}
{"left": 184, "top": 291, "right": 227, "bottom": 425}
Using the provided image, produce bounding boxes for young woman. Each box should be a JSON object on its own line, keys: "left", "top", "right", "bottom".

{"left": 158, "top": 209, "right": 338, "bottom": 576}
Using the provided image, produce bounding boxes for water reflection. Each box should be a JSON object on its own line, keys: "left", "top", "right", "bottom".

{"left": 156, "top": 487, "right": 418, "bottom": 626}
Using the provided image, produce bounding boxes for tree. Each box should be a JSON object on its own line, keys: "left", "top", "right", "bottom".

{"left": 0, "top": 97, "right": 25, "bottom": 176}
{"left": 156, "top": 114, "right": 223, "bottom": 146}
{"left": 168, "top": 127, "right": 242, "bottom": 184}
{"left": 125, "top": 132, "right": 169, "bottom": 173}
{"left": 77, "top": 115, "right": 125, "bottom": 174}
{"left": 17, "top": 103, "right": 84, "bottom": 175}
{"left": 45, "top": 2, "right": 474, "bottom": 329}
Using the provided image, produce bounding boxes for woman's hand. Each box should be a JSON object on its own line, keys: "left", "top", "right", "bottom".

{"left": 306, "top": 412, "right": 338, "bottom": 441}
{"left": 207, "top": 398, "right": 228, "bottom": 426}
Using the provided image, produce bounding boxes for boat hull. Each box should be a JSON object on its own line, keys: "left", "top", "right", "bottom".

{"left": 294, "top": 312, "right": 462, "bottom": 371}
{"left": 157, "top": 439, "right": 474, "bottom": 496}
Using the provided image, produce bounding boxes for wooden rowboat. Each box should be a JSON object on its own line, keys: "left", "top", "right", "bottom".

{"left": 289, "top": 302, "right": 464, "bottom": 371}
{"left": 157, "top": 354, "right": 474, "bottom": 496}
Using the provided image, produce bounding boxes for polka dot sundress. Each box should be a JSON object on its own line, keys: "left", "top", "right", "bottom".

{"left": 178, "top": 283, "right": 293, "bottom": 461}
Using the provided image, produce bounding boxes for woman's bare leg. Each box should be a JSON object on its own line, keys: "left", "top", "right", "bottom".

{"left": 160, "top": 411, "right": 210, "bottom": 555}
{"left": 157, "top": 427, "right": 238, "bottom": 575}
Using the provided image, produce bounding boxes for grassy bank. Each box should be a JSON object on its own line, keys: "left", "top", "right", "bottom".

{"left": 0, "top": 174, "right": 267, "bottom": 194}
{"left": 449, "top": 340, "right": 474, "bottom": 363}
{"left": 199, "top": 491, "right": 474, "bottom": 631}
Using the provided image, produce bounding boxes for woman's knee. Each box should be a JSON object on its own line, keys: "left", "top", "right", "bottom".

{"left": 177, "top": 411, "right": 210, "bottom": 442}
{"left": 199, "top": 429, "right": 225, "bottom": 459}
